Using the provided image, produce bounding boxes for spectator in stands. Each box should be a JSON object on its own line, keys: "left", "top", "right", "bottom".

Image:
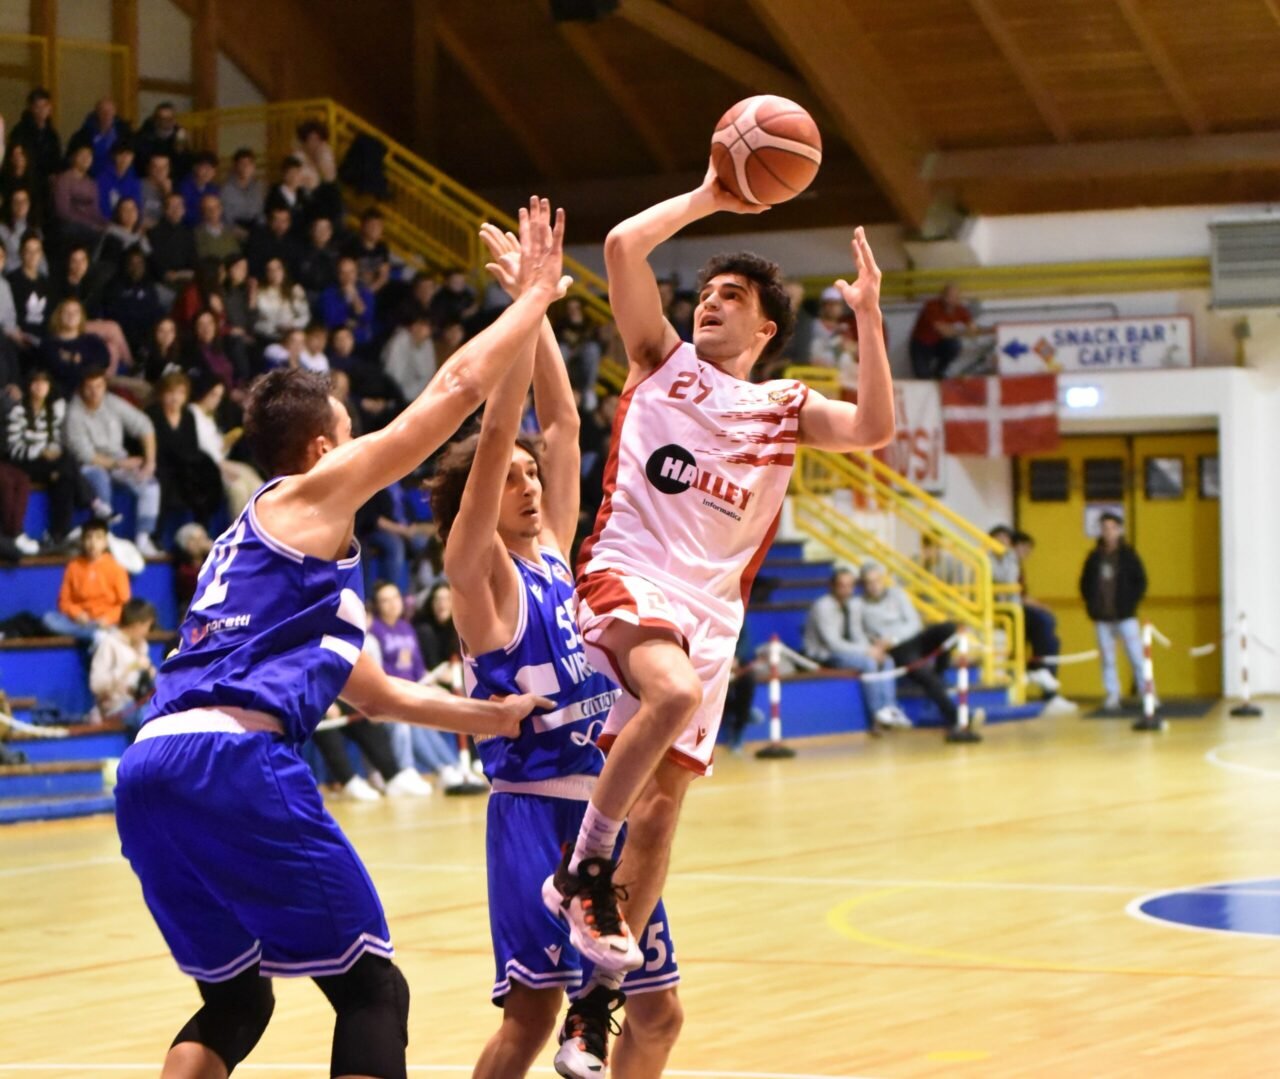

{"left": 345, "top": 207, "right": 391, "bottom": 295}
{"left": 778, "top": 279, "right": 813, "bottom": 368}
{"left": 64, "top": 366, "right": 160, "bottom": 556}
{"left": 47, "top": 259, "right": 137, "bottom": 389}
{"left": 245, "top": 204, "right": 301, "bottom": 280}
{"left": 1, "top": 143, "right": 46, "bottom": 229}
{"left": 71, "top": 97, "right": 130, "bottom": 178}
{"left": 803, "top": 566, "right": 910, "bottom": 730}
{"left": 189, "top": 375, "right": 260, "bottom": 517}
{"left": 298, "top": 322, "right": 330, "bottom": 374}
{"left": 265, "top": 154, "right": 308, "bottom": 230}
{"left": 413, "top": 580, "right": 459, "bottom": 673}
{"left": 97, "top": 197, "right": 150, "bottom": 270}
{"left": 435, "top": 317, "right": 465, "bottom": 366}
{"left": 53, "top": 144, "right": 109, "bottom": 246}
{"left": 137, "top": 315, "right": 181, "bottom": 383}
{"left": 721, "top": 627, "right": 759, "bottom": 750}
{"left": 104, "top": 247, "right": 163, "bottom": 358}
{"left": 146, "top": 369, "right": 223, "bottom": 526}
{"left": 990, "top": 524, "right": 1060, "bottom": 698}
{"left": 171, "top": 520, "right": 212, "bottom": 614}
{"left": 1011, "top": 529, "right": 1069, "bottom": 704}
{"left": 87, "top": 596, "right": 156, "bottom": 730}
{"left": 295, "top": 120, "right": 337, "bottom": 190}
{"left": 42, "top": 518, "right": 129, "bottom": 643}
{"left": 356, "top": 480, "right": 433, "bottom": 594}
{"left": 0, "top": 188, "right": 40, "bottom": 269}
{"left": 334, "top": 325, "right": 403, "bottom": 432}
{"left": 1080, "top": 512, "right": 1148, "bottom": 710}
{"left": 296, "top": 216, "right": 339, "bottom": 301}
{"left": 188, "top": 306, "right": 246, "bottom": 393}
{"left": 918, "top": 530, "right": 971, "bottom": 589}
{"left": 381, "top": 305, "right": 435, "bottom": 401}
{"left": 327, "top": 368, "right": 362, "bottom": 438}
{"left": 178, "top": 151, "right": 219, "bottom": 227}
{"left": 310, "top": 703, "right": 431, "bottom": 802}
{"left": 148, "top": 192, "right": 197, "bottom": 295}
{"left": 858, "top": 560, "right": 962, "bottom": 732}
{"left": 50, "top": 243, "right": 107, "bottom": 316}
{"left": 6, "top": 367, "right": 89, "bottom": 545}
{"left": 41, "top": 299, "right": 110, "bottom": 396}
{"left": 808, "top": 286, "right": 855, "bottom": 370}
{"left": 96, "top": 140, "right": 142, "bottom": 221}
{"left": 193, "top": 194, "right": 241, "bottom": 264}
{"left": 8, "top": 87, "right": 61, "bottom": 182}
{"left": 134, "top": 102, "right": 188, "bottom": 177}
{"left": 0, "top": 456, "right": 38, "bottom": 554}
{"left": 220, "top": 253, "right": 255, "bottom": 361}
{"left": 171, "top": 256, "right": 224, "bottom": 329}
{"left": 262, "top": 326, "right": 305, "bottom": 372}
{"left": 138, "top": 150, "right": 172, "bottom": 230}
{"left": 556, "top": 295, "right": 601, "bottom": 409}
{"left": 397, "top": 271, "right": 438, "bottom": 326}
{"left": 909, "top": 283, "right": 977, "bottom": 380}
{"left": 427, "top": 267, "right": 477, "bottom": 327}
{"left": 221, "top": 147, "right": 264, "bottom": 236}
{"left": 252, "top": 256, "right": 310, "bottom": 341}
{"left": 319, "top": 255, "right": 374, "bottom": 345}
{"left": 0, "top": 246, "right": 22, "bottom": 375}
{"left": 7, "top": 231, "right": 50, "bottom": 349}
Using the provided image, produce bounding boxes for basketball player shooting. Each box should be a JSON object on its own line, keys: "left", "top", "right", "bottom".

{"left": 542, "top": 163, "right": 897, "bottom": 975}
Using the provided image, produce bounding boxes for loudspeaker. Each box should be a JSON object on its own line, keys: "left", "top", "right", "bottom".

{"left": 550, "top": 0, "right": 619, "bottom": 22}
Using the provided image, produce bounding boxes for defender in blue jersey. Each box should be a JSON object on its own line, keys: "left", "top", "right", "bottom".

{"left": 429, "top": 219, "right": 682, "bottom": 1079}
{"left": 113, "top": 201, "right": 570, "bottom": 1079}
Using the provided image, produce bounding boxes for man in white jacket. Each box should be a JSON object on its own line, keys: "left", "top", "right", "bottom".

{"left": 381, "top": 308, "right": 437, "bottom": 401}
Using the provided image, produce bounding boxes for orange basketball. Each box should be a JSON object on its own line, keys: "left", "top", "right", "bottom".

{"left": 710, "top": 95, "right": 823, "bottom": 206}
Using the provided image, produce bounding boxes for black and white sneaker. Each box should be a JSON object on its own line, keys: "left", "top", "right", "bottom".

{"left": 542, "top": 848, "right": 642, "bottom": 975}
{"left": 554, "top": 984, "right": 625, "bottom": 1078}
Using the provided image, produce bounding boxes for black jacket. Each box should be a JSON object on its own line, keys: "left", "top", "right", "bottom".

{"left": 1079, "top": 542, "right": 1147, "bottom": 622}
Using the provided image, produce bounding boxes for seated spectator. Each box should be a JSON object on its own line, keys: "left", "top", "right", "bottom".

{"left": 319, "top": 256, "right": 374, "bottom": 346}
{"left": 344, "top": 208, "right": 390, "bottom": 295}
{"left": 193, "top": 194, "right": 241, "bottom": 264}
{"left": 137, "top": 316, "right": 182, "bottom": 382}
{"left": 104, "top": 247, "right": 163, "bottom": 358}
{"left": 70, "top": 97, "right": 130, "bottom": 178}
{"left": 171, "top": 521, "right": 212, "bottom": 615}
{"left": 263, "top": 326, "right": 305, "bottom": 371}
{"left": 138, "top": 151, "right": 173, "bottom": 230}
{"left": 991, "top": 524, "right": 1060, "bottom": 698}
{"left": 310, "top": 703, "right": 431, "bottom": 801}
{"left": 265, "top": 155, "right": 308, "bottom": 231}
{"left": 918, "top": 530, "right": 971, "bottom": 589}
{"left": 858, "top": 561, "right": 961, "bottom": 732}
{"left": 245, "top": 205, "right": 302, "bottom": 280}
{"left": 171, "top": 256, "right": 226, "bottom": 329}
{"left": 134, "top": 101, "right": 189, "bottom": 178}
{"left": 1012, "top": 529, "right": 1066, "bottom": 701}
{"left": 220, "top": 253, "right": 255, "bottom": 369}
{"left": 412, "top": 580, "right": 459, "bottom": 674}
{"left": 296, "top": 216, "right": 339, "bottom": 301}
{"left": 332, "top": 325, "right": 403, "bottom": 432}
{"left": 87, "top": 597, "right": 156, "bottom": 730}
{"left": 427, "top": 267, "right": 477, "bottom": 327}
{"left": 0, "top": 460, "right": 38, "bottom": 554}
{"left": 300, "top": 322, "right": 330, "bottom": 374}
{"left": 909, "top": 283, "right": 978, "bottom": 380}
{"left": 96, "top": 197, "right": 151, "bottom": 271}
{"left": 436, "top": 318, "right": 466, "bottom": 366}
{"left": 809, "top": 286, "right": 856, "bottom": 369}
{"left": 189, "top": 376, "right": 260, "bottom": 517}
{"left": 252, "top": 257, "right": 310, "bottom": 341}
{"left": 328, "top": 368, "right": 363, "bottom": 438}
{"left": 395, "top": 271, "right": 438, "bottom": 327}
{"left": 721, "top": 626, "right": 759, "bottom": 750}
{"left": 0, "top": 144, "right": 47, "bottom": 231}
{"left": 42, "top": 518, "right": 129, "bottom": 642}
{"left": 96, "top": 140, "right": 142, "bottom": 221}
{"left": 148, "top": 192, "right": 197, "bottom": 294}
{"left": 53, "top": 144, "right": 109, "bottom": 246}
{"left": 294, "top": 120, "right": 342, "bottom": 223}
{"left": 41, "top": 299, "right": 111, "bottom": 396}
{"left": 556, "top": 295, "right": 601, "bottom": 409}
{"left": 0, "top": 188, "right": 41, "bottom": 269}
{"left": 356, "top": 480, "right": 433, "bottom": 593}
{"left": 178, "top": 151, "right": 220, "bottom": 228}
{"left": 779, "top": 279, "right": 813, "bottom": 368}
{"left": 187, "top": 307, "right": 247, "bottom": 394}
{"left": 5, "top": 367, "right": 89, "bottom": 546}
{"left": 381, "top": 306, "right": 435, "bottom": 401}
{"left": 8, "top": 87, "right": 62, "bottom": 183}
{"left": 221, "top": 148, "right": 265, "bottom": 236}
{"left": 7, "top": 231, "right": 50, "bottom": 348}
{"left": 803, "top": 567, "right": 910, "bottom": 731}
{"left": 0, "top": 246, "right": 23, "bottom": 374}
{"left": 146, "top": 370, "right": 223, "bottom": 526}
{"left": 50, "top": 244, "right": 110, "bottom": 321}
{"left": 63, "top": 366, "right": 160, "bottom": 556}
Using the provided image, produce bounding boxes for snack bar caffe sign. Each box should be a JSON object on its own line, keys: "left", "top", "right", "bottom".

{"left": 997, "top": 316, "right": 1193, "bottom": 374}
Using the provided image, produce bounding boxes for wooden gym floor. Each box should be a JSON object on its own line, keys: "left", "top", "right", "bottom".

{"left": 3, "top": 705, "right": 1280, "bottom": 1078}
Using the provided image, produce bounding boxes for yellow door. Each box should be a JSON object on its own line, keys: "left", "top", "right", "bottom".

{"left": 1016, "top": 432, "right": 1221, "bottom": 699}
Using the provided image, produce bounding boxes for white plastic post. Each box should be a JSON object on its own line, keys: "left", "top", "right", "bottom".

{"left": 1231, "top": 612, "right": 1262, "bottom": 717}
{"left": 1133, "top": 622, "right": 1164, "bottom": 731}
{"left": 955, "top": 628, "right": 971, "bottom": 731}
{"left": 755, "top": 634, "right": 796, "bottom": 759}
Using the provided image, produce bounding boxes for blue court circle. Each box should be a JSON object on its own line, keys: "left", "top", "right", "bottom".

{"left": 1135, "top": 879, "right": 1280, "bottom": 938}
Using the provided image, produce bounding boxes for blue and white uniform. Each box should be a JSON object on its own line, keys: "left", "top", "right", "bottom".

{"left": 464, "top": 545, "right": 680, "bottom": 1003}
{"left": 115, "top": 479, "right": 390, "bottom": 982}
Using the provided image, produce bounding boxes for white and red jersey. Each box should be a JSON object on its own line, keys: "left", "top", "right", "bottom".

{"left": 578, "top": 341, "right": 808, "bottom": 624}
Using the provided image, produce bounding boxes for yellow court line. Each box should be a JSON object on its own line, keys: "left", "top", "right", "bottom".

{"left": 825, "top": 886, "right": 1279, "bottom": 980}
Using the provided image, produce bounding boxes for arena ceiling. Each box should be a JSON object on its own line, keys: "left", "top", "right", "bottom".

{"left": 211, "top": 0, "right": 1280, "bottom": 239}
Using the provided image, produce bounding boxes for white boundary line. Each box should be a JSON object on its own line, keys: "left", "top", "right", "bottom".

{"left": 1125, "top": 877, "right": 1280, "bottom": 941}
{"left": 0, "top": 1066, "right": 883, "bottom": 1078}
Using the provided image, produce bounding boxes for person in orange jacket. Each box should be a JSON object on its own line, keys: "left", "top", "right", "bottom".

{"left": 42, "top": 517, "right": 130, "bottom": 645}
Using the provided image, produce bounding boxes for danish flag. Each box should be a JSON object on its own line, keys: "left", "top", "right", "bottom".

{"left": 941, "top": 375, "right": 1059, "bottom": 457}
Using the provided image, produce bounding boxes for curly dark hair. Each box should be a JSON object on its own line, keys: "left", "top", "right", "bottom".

{"left": 428, "top": 432, "right": 545, "bottom": 544}
{"left": 244, "top": 369, "right": 337, "bottom": 477}
{"left": 696, "top": 251, "right": 795, "bottom": 359}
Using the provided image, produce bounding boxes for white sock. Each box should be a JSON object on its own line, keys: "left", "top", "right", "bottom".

{"left": 569, "top": 804, "right": 623, "bottom": 874}
{"left": 583, "top": 968, "right": 625, "bottom": 994}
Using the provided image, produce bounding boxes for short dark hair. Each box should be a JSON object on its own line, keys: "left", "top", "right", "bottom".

{"left": 27, "top": 87, "right": 51, "bottom": 105}
{"left": 371, "top": 579, "right": 398, "bottom": 600}
{"left": 244, "top": 369, "right": 338, "bottom": 477}
{"left": 695, "top": 251, "right": 794, "bottom": 359}
{"left": 830, "top": 566, "right": 856, "bottom": 586}
{"left": 82, "top": 518, "right": 109, "bottom": 539}
{"left": 361, "top": 207, "right": 384, "bottom": 223}
{"left": 1011, "top": 529, "right": 1033, "bottom": 546}
{"left": 429, "top": 432, "right": 544, "bottom": 543}
{"left": 112, "top": 139, "right": 134, "bottom": 156}
{"left": 1100, "top": 511, "right": 1123, "bottom": 526}
{"left": 193, "top": 150, "right": 218, "bottom": 169}
{"left": 281, "top": 154, "right": 303, "bottom": 172}
{"left": 79, "top": 365, "right": 109, "bottom": 386}
{"left": 296, "top": 119, "right": 329, "bottom": 141}
{"left": 120, "top": 597, "right": 157, "bottom": 627}
{"left": 232, "top": 147, "right": 255, "bottom": 163}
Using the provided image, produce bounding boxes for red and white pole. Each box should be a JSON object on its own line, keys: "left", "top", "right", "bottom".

{"left": 1231, "top": 612, "right": 1263, "bottom": 717}
{"left": 946, "top": 626, "right": 981, "bottom": 742}
{"left": 755, "top": 634, "right": 796, "bottom": 759}
{"left": 1133, "top": 622, "right": 1164, "bottom": 731}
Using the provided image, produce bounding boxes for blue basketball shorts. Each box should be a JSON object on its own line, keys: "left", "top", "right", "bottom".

{"left": 486, "top": 790, "right": 680, "bottom": 1004}
{"left": 115, "top": 729, "right": 392, "bottom": 981}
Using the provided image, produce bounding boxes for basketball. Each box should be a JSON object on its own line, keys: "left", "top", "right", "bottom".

{"left": 710, "top": 95, "right": 823, "bottom": 206}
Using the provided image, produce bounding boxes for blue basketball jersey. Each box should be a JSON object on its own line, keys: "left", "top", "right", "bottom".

{"left": 465, "top": 547, "right": 618, "bottom": 784}
{"left": 146, "top": 479, "right": 366, "bottom": 743}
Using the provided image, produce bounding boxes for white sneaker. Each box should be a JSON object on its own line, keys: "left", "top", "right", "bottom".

{"left": 135, "top": 534, "right": 161, "bottom": 559}
{"left": 543, "top": 850, "right": 642, "bottom": 976}
{"left": 1027, "top": 667, "right": 1060, "bottom": 695}
{"left": 1043, "top": 695, "right": 1079, "bottom": 716}
{"left": 438, "top": 763, "right": 467, "bottom": 789}
{"left": 470, "top": 757, "right": 488, "bottom": 781}
{"left": 386, "top": 768, "right": 433, "bottom": 798}
{"left": 13, "top": 534, "right": 39, "bottom": 556}
{"left": 341, "top": 775, "right": 382, "bottom": 802}
{"left": 886, "top": 705, "right": 914, "bottom": 728}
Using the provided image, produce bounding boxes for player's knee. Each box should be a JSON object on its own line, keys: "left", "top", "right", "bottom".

{"left": 648, "top": 668, "right": 702, "bottom": 724}
{"left": 502, "top": 983, "right": 562, "bottom": 1048}
{"left": 626, "top": 988, "right": 683, "bottom": 1048}
{"left": 315, "top": 955, "right": 410, "bottom": 1077}
{"left": 177, "top": 969, "right": 275, "bottom": 1072}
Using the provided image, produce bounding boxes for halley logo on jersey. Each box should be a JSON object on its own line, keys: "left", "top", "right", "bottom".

{"left": 644, "top": 444, "right": 755, "bottom": 510}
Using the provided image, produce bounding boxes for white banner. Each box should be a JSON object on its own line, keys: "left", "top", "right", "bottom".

{"left": 996, "top": 316, "right": 1193, "bottom": 374}
{"left": 874, "top": 381, "right": 945, "bottom": 494}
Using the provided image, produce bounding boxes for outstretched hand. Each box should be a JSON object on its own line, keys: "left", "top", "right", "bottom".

{"left": 479, "top": 222, "right": 521, "bottom": 297}
{"left": 835, "top": 226, "right": 882, "bottom": 316}
{"left": 697, "top": 161, "right": 772, "bottom": 216}
{"left": 505, "top": 196, "right": 572, "bottom": 302}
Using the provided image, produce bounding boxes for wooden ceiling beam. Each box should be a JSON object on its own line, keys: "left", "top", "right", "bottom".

{"left": 930, "top": 130, "right": 1280, "bottom": 183}
{"left": 557, "top": 22, "right": 679, "bottom": 172}
{"left": 1114, "top": 0, "right": 1208, "bottom": 135}
{"left": 436, "top": 19, "right": 561, "bottom": 179}
{"left": 1267, "top": 0, "right": 1280, "bottom": 29}
{"left": 966, "top": 0, "right": 1070, "bottom": 143}
{"left": 746, "top": 0, "right": 934, "bottom": 227}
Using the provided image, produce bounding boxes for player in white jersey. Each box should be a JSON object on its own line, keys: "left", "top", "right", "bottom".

{"left": 543, "top": 166, "right": 897, "bottom": 988}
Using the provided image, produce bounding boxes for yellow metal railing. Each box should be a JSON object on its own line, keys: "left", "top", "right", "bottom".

{"left": 178, "top": 99, "right": 613, "bottom": 327}
{"left": 0, "top": 34, "right": 131, "bottom": 134}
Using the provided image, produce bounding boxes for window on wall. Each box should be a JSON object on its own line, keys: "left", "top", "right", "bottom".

{"left": 1028, "top": 459, "right": 1069, "bottom": 502}
{"left": 1199, "top": 454, "right": 1220, "bottom": 500}
{"left": 1144, "top": 456, "right": 1185, "bottom": 500}
{"left": 1084, "top": 458, "right": 1125, "bottom": 502}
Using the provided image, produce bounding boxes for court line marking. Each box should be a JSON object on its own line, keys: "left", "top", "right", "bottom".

{"left": 0, "top": 856, "right": 120, "bottom": 879}
{"left": 0, "top": 1065, "right": 881, "bottom": 1078}
{"left": 1204, "top": 735, "right": 1280, "bottom": 779}
{"left": 1125, "top": 877, "right": 1280, "bottom": 941}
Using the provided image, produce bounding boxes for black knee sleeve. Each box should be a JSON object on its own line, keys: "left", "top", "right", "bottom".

{"left": 173, "top": 965, "right": 275, "bottom": 1074}
{"left": 314, "top": 954, "right": 410, "bottom": 1079}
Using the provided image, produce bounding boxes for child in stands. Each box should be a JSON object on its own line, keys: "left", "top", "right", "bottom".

{"left": 88, "top": 597, "right": 157, "bottom": 729}
{"left": 42, "top": 518, "right": 130, "bottom": 645}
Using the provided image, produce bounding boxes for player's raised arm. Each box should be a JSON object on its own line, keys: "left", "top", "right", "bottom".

{"left": 605, "top": 163, "right": 767, "bottom": 371}
{"left": 797, "top": 228, "right": 896, "bottom": 452}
